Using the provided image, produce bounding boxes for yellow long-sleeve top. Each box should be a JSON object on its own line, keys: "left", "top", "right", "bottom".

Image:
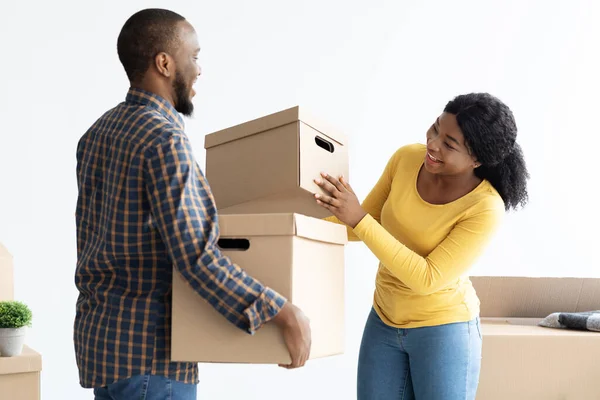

{"left": 329, "top": 143, "right": 505, "bottom": 328}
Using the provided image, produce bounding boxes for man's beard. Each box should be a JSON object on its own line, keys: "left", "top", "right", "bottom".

{"left": 173, "top": 73, "right": 194, "bottom": 117}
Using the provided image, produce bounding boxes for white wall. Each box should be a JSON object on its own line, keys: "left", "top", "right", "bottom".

{"left": 1, "top": 0, "right": 599, "bottom": 398}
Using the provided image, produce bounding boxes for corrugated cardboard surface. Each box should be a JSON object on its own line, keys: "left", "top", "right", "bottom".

{"left": 204, "top": 106, "right": 349, "bottom": 219}
{"left": 204, "top": 106, "right": 347, "bottom": 149}
{"left": 472, "top": 276, "right": 600, "bottom": 317}
{"left": 171, "top": 213, "right": 347, "bottom": 364}
{"left": 0, "top": 345, "right": 42, "bottom": 400}
{"left": 0, "top": 242, "right": 14, "bottom": 301}
{"left": 471, "top": 276, "right": 600, "bottom": 400}
{"left": 478, "top": 319, "right": 600, "bottom": 400}
{"left": 215, "top": 191, "right": 327, "bottom": 219}
{"left": 206, "top": 122, "right": 299, "bottom": 211}
{"left": 298, "top": 122, "right": 349, "bottom": 205}
{"left": 216, "top": 213, "right": 347, "bottom": 245}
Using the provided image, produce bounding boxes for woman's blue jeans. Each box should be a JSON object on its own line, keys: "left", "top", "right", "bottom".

{"left": 357, "top": 307, "right": 482, "bottom": 400}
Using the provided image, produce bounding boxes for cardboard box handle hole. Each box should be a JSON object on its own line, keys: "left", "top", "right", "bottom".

{"left": 315, "top": 136, "right": 334, "bottom": 153}
{"left": 217, "top": 238, "right": 251, "bottom": 251}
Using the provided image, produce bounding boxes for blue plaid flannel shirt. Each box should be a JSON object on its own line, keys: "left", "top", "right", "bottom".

{"left": 74, "top": 88, "right": 286, "bottom": 388}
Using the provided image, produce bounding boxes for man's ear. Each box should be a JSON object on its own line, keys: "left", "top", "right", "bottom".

{"left": 154, "top": 52, "right": 174, "bottom": 78}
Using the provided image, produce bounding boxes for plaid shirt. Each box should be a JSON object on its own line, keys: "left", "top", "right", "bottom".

{"left": 74, "top": 87, "right": 286, "bottom": 388}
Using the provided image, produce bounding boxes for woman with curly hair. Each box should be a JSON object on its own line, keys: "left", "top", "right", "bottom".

{"left": 314, "top": 92, "right": 529, "bottom": 400}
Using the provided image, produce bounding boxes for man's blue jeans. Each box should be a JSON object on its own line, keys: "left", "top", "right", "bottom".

{"left": 357, "top": 307, "right": 482, "bottom": 400}
{"left": 93, "top": 374, "right": 197, "bottom": 400}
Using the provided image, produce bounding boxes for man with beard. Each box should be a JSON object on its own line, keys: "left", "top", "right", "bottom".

{"left": 74, "top": 8, "right": 311, "bottom": 399}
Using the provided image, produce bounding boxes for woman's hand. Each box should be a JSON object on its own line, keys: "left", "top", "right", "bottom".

{"left": 314, "top": 172, "right": 367, "bottom": 228}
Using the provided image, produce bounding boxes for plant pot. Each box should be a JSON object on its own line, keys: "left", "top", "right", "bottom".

{"left": 0, "top": 326, "right": 26, "bottom": 357}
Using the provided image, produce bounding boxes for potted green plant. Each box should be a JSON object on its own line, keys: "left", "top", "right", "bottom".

{"left": 0, "top": 300, "right": 32, "bottom": 357}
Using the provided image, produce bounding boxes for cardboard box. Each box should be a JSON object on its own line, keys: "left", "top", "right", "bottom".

{"left": 0, "top": 242, "right": 14, "bottom": 301}
{"left": 0, "top": 345, "right": 42, "bottom": 400}
{"left": 204, "top": 106, "right": 349, "bottom": 219}
{"left": 0, "top": 243, "right": 42, "bottom": 399}
{"left": 171, "top": 213, "right": 347, "bottom": 364}
{"left": 471, "top": 276, "right": 600, "bottom": 400}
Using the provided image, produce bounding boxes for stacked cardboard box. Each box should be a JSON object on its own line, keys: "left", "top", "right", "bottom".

{"left": 472, "top": 276, "right": 600, "bottom": 399}
{"left": 171, "top": 106, "right": 349, "bottom": 364}
{"left": 0, "top": 243, "right": 42, "bottom": 400}
{"left": 203, "top": 105, "right": 349, "bottom": 218}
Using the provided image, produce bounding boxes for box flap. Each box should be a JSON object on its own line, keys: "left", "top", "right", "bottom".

{"left": 292, "top": 214, "right": 347, "bottom": 245}
{"left": 471, "top": 276, "right": 600, "bottom": 318}
{"left": 216, "top": 190, "right": 335, "bottom": 219}
{"left": 218, "top": 213, "right": 297, "bottom": 237}
{"left": 0, "top": 346, "right": 42, "bottom": 375}
{"left": 0, "top": 242, "right": 14, "bottom": 301}
{"left": 204, "top": 106, "right": 347, "bottom": 149}
{"left": 481, "top": 319, "right": 600, "bottom": 337}
{"left": 217, "top": 213, "right": 347, "bottom": 245}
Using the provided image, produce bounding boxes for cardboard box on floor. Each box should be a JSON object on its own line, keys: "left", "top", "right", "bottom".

{"left": 0, "top": 242, "right": 42, "bottom": 400}
{"left": 204, "top": 106, "right": 349, "bottom": 219}
{"left": 471, "top": 276, "right": 600, "bottom": 400}
{"left": 171, "top": 213, "right": 347, "bottom": 364}
{"left": 0, "top": 243, "right": 14, "bottom": 301}
{"left": 0, "top": 346, "right": 42, "bottom": 400}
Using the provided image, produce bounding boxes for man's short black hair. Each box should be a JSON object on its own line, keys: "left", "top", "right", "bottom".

{"left": 117, "top": 8, "right": 186, "bottom": 83}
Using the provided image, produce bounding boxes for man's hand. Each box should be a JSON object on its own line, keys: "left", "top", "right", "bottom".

{"left": 314, "top": 173, "right": 367, "bottom": 228}
{"left": 272, "top": 302, "right": 312, "bottom": 369}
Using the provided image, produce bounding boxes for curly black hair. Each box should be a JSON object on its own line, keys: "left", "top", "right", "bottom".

{"left": 444, "top": 93, "right": 529, "bottom": 211}
{"left": 117, "top": 9, "right": 186, "bottom": 83}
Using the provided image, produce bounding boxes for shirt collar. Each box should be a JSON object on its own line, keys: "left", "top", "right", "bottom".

{"left": 125, "top": 87, "right": 185, "bottom": 130}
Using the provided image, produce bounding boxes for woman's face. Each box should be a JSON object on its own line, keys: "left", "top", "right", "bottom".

{"left": 424, "top": 112, "right": 480, "bottom": 176}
